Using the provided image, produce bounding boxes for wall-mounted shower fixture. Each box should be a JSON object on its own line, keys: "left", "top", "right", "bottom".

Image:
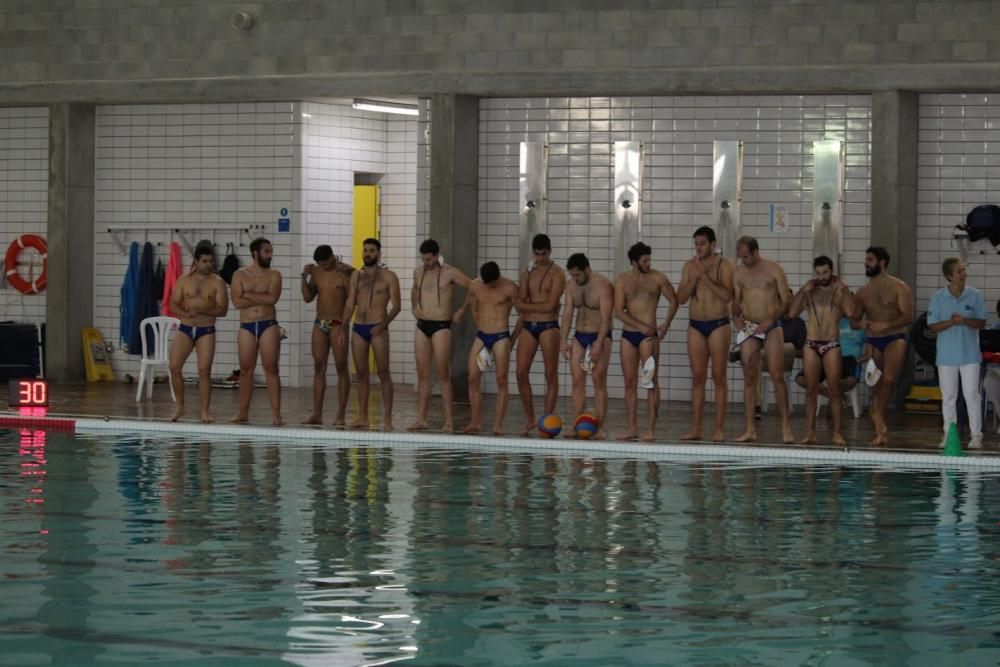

{"left": 614, "top": 141, "right": 644, "bottom": 275}
{"left": 712, "top": 141, "right": 743, "bottom": 259}
{"left": 519, "top": 142, "right": 548, "bottom": 269}
{"left": 812, "top": 140, "right": 845, "bottom": 274}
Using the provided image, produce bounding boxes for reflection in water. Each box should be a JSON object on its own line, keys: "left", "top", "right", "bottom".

{"left": 1, "top": 432, "right": 999, "bottom": 665}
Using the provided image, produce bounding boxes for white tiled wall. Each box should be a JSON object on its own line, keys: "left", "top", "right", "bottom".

{"left": 0, "top": 107, "right": 48, "bottom": 324}
{"left": 918, "top": 93, "right": 1000, "bottom": 316}
{"left": 478, "top": 96, "right": 872, "bottom": 404}
{"left": 94, "top": 102, "right": 299, "bottom": 384}
{"left": 297, "top": 102, "right": 418, "bottom": 387}
{"left": 94, "top": 101, "right": 418, "bottom": 389}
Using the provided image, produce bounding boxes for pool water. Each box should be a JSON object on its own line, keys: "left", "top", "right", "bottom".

{"left": 2, "top": 429, "right": 999, "bottom": 666}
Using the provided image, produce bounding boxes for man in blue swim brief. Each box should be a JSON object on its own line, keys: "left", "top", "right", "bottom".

{"left": 732, "top": 236, "right": 793, "bottom": 444}
{"left": 230, "top": 237, "right": 284, "bottom": 426}
{"left": 560, "top": 253, "right": 614, "bottom": 438}
{"left": 167, "top": 239, "right": 229, "bottom": 423}
{"left": 515, "top": 234, "right": 567, "bottom": 436}
{"left": 341, "top": 238, "right": 402, "bottom": 431}
{"left": 851, "top": 245, "right": 914, "bottom": 446}
{"left": 613, "top": 242, "right": 678, "bottom": 442}
{"left": 453, "top": 261, "right": 519, "bottom": 435}
{"left": 676, "top": 226, "right": 736, "bottom": 442}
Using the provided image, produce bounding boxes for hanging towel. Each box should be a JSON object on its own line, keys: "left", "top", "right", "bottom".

{"left": 153, "top": 259, "right": 165, "bottom": 307}
{"left": 220, "top": 242, "right": 240, "bottom": 285}
{"left": 161, "top": 242, "right": 183, "bottom": 316}
{"left": 127, "top": 242, "right": 159, "bottom": 355}
{"left": 119, "top": 241, "right": 140, "bottom": 351}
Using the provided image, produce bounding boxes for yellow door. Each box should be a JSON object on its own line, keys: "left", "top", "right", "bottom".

{"left": 352, "top": 186, "right": 380, "bottom": 375}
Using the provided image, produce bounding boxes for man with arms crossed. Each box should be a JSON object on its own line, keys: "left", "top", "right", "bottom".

{"left": 676, "top": 226, "right": 736, "bottom": 442}
{"left": 732, "top": 236, "right": 793, "bottom": 443}
{"left": 560, "top": 253, "right": 614, "bottom": 439}
{"left": 852, "top": 246, "right": 914, "bottom": 446}
{"left": 614, "top": 242, "right": 679, "bottom": 442}
{"left": 301, "top": 244, "right": 355, "bottom": 426}
{"left": 927, "top": 257, "right": 985, "bottom": 449}
{"left": 453, "top": 261, "right": 519, "bottom": 435}
{"left": 342, "top": 238, "right": 401, "bottom": 431}
{"left": 788, "top": 256, "right": 857, "bottom": 446}
{"left": 230, "top": 237, "right": 284, "bottom": 426}
{"left": 168, "top": 240, "right": 229, "bottom": 423}
{"left": 515, "top": 234, "right": 567, "bottom": 435}
{"left": 409, "top": 239, "right": 471, "bottom": 433}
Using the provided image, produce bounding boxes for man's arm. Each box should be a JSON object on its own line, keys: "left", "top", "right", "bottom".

{"left": 771, "top": 265, "right": 791, "bottom": 321}
{"left": 301, "top": 266, "right": 316, "bottom": 303}
{"left": 453, "top": 281, "right": 476, "bottom": 325}
{"left": 836, "top": 283, "right": 856, "bottom": 322}
{"left": 658, "top": 274, "right": 679, "bottom": 337}
{"left": 518, "top": 270, "right": 565, "bottom": 315}
{"left": 597, "top": 280, "right": 613, "bottom": 343}
{"left": 411, "top": 268, "right": 421, "bottom": 319}
{"left": 788, "top": 281, "right": 811, "bottom": 318}
{"left": 229, "top": 271, "right": 248, "bottom": 309}
{"left": 335, "top": 259, "right": 355, "bottom": 276}
{"left": 205, "top": 277, "right": 229, "bottom": 318}
{"left": 731, "top": 272, "right": 745, "bottom": 324}
{"left": 385, "top": 272, "right": 402, "bottom": 327}
{"left": 559, "top": 283, "right": 575, "bottom": 357}
{"left": 448, "top": 266, "right": 472, "bottom": 290}
{"left": 240, "top": 272, "right": 282, "bottom": 306}
{"left": 613, "top": 277, "right": 654, "bottom": 334}
{"left": 675, "top": 261, "right": 697, "bottom": 305}
{"left": 169, "top": 276, "right": 188, "bottom": 317}
{"left": 341, "top": 272, "right": 359, "bottom": 323}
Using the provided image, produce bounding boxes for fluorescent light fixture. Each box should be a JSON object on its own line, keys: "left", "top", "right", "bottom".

{"left": 352, "top": 98, "right": 418, "bottom": 116}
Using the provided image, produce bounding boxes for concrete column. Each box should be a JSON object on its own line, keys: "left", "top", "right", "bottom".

{"left": 46, "top": 103, "right": 96, "bottom": 382}
{"left": 871, "top": 91, "right": 918, "bottom": 289}
{"left": 429, "top": 94, "right": 479, "bottom": 398}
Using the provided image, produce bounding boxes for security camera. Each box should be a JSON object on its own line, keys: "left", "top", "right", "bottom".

{"left": 231, "top": 11, "right": 254, "bottom": 30}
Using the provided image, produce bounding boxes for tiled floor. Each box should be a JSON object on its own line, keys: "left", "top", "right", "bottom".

{"left": 14, "top": 379, "right": 997, "bottom": 456}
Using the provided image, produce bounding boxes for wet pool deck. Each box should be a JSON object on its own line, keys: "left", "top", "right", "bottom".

{"left": 7, "top": 380, "right": 997, "bottom": 459}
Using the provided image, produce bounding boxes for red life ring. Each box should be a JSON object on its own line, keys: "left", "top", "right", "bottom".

{"left": 4, "top": 234, "right": 47, "bottom": 294}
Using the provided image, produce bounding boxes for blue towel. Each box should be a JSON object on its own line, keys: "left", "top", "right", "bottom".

{"left": 119, "top": 241, "right": 139, "bottom": 350}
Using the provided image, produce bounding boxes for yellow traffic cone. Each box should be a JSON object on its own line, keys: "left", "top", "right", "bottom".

{"left": 941, "top": 422, "right": 966, "bottom": 457}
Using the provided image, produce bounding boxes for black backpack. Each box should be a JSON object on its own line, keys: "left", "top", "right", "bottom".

{"left": 219, "top": 242, "right": 240, "bottom": 285}
{"left": 965, "top": 204, "right": 1000, "bottom": 245}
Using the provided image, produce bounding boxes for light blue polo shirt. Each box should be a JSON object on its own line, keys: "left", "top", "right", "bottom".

{"left": 928, "top": 285, "right": 986, "bottom": 366}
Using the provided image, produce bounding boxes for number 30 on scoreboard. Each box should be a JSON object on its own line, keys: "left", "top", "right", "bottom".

{"left": 8, "top": 379, "right": 48, "bottom": 407}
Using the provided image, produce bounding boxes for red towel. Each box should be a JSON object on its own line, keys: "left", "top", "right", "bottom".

{"left": 161, "top": 242, "right": 183, "bottom": 316}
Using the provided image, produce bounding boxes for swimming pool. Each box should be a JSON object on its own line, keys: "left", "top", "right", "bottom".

{"left": 2, "top": 428, "right": 999, "bottom": 665}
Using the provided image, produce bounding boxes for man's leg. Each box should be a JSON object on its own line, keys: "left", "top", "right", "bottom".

{"left": 430, "top": 329, "right": 455, "bottom": 432}
{"left": 194, "top": 334, "right": 216, "bottom": 423}
{"left": 306, "top": 325, "right": 329, "bottom": 425}
{"left": 736, "top": 339, "right": 763, "bottom": 442}
{"left": 822, "top": 347, "right": 845, "bottom": 445}
{"left": 371, "top": 330, "right": 394, "bottom": 431}
{"left": 258, "top": 324, "right": 284, "bottom": 426}
{"left": 464, "top": 339, "right": 485, "bottom": 433}
{"left": 539, "top": 328, "right": 562, "bottom": 416}
{"left": 683, "top": 329, "right": 709, "bottom": 441}
{"left": 230, "top": 329, "right": 258, "bottom": 423}
{"left": 410, "top": 330, "right": 433, "bottom": 431}
{"left": 569, "top": 340, "right": 587, "bottom": 423}
{"left": 799, "top": 347, "right": 822, "bottom": 444}
{"left": 350, "top": 332, "right": 372, "bottom": 428}
{"left": 619, "top": 339, "right": 640, "bottom": 440}
{"left": 330, "top": 325, "right": 351, "bottom": 426}
{"left": 515, "top": 331, "right": 540, "bottom": 435}
{"left": 492, "top": 339, "right": 513, "bottom": 435}
{"left": 707, "top": 324, "right": 732, "bottom": 442}
{"left": 641, "top": 337, "right": 660, "bottom": 442}
{"left": 592, "top": 340, "right": 612, "bottom": 440}
{"left": 764, "top": 328, "right": 792, "bottom": 443}
{"left": 872, "top": 339, "right": 907, "bottom": 445}
{"left": 168, "top": 333, "right": 195, "bottom": 422}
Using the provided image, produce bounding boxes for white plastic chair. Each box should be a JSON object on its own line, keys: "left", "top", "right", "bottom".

{"left": 135, "top": 316, "right": 180, "bottom": 402}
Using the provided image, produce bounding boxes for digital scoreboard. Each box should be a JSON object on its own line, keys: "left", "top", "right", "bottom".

{"left": 7, "top": 379, "right": 48, "bottom": 408}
